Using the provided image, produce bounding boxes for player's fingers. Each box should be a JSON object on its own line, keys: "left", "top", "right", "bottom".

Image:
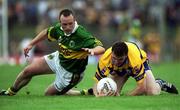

{"left": 81, "top": 48, "right": 88, "bottom": 51}
{"left": 115, "top": 92, "right": 120, "bottom": 96}
{"left": 107, "top": 91, "right": 113, "bottom": 96}
{"left": 82, "top": 48, "right": 94, "bottom": 55}
{"left": 24, "top": 48, "right": 29, "bottom": 57}
{"left": 90, "top": 50, "right": 94, "bottom": 55}
{"left": 107, "top": 90, "right": 116, "bottom": 96}
{"left": 97, "top": 91, "right": 106, "bottom": 97}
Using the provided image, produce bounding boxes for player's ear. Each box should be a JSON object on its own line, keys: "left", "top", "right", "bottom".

{"left": 59, "top": 15, "right": 61, "bottom": 23}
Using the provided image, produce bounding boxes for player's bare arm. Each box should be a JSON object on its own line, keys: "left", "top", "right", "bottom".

{"left": 110, "top": 73, "right": 129, "bottom": 96}
{"left": 82, "top": 46, "right": 105, "bottom": 55}
{"left": 24, "top": 28, "right": 48, "bottom": 57}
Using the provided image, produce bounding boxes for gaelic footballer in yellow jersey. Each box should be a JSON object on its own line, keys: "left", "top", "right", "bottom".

{"left": 95, "top": 42, "right": 147, "bottom": 84}
{"left": 92, "top": 41, "right": 178, "bottom": 97}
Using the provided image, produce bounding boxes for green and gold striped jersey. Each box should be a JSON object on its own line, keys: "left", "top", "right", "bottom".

{"left": 47, "top": 22, "right": 103, "bottom": 74}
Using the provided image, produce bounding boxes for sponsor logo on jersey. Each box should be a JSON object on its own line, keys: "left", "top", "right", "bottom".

{"left": 69, "top": 40, "right": 75, "bottom": 48}
{"left": 59, "top": 45, "right": 72, "bottom": 56}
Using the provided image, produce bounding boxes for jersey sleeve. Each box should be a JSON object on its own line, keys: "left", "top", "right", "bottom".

{"left": 47, "top": 23, "right": 60, "bottom": 41}
{"left": 94, "top": 61, "right": 109, "bottom": 82}
{"left": 93, "top": 50, "right": 112, "bottom": 82}
{"left": 132, "top": 64, "right": 146, "bottom": 84}
{"left": 83, "top": 35, "right": 103, "bottom": 48}
{"left": 126, "top": 42, "right": 147, "bottom": 84}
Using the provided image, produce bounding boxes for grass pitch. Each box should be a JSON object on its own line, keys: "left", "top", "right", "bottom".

{"left": 0, "top": 62, "right": 180, "bottom": 110}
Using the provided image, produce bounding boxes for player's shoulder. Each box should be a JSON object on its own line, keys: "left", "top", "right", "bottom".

{"left": 53, "top": 22, "right": 61, "bottom": 29}
{"left": 100, "top": 48, "right": 112, "bottom": 61}
{"left": 76, "top": 25, "right": 92, "bottom": 37}
{"left": 48, "top": 22, "right": 60, "bottom": 30}
{"left": 48, "top": 22, "right": 64, "bottom": 34}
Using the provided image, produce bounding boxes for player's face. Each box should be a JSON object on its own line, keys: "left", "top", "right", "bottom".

{"left": 111, "top": 52, "right": 127, "bottom": 66}
{"left": 60, "top": 14, "right": 75, "bottom": 34}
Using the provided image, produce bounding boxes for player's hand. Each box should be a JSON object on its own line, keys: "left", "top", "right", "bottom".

{"left": 24, "top": 44, "right": 33, "bottom": 57}
{"left": 107, "top": 90, "right": 116, "bottom": 96}
{"left": 96, "top": 90, "right": 106, "bottom": 97}
{"left": 97, "top": 89, "right": 116, "bottom": 97}
{"left": 82, "top": 48, "right": 94, "bottom": 55}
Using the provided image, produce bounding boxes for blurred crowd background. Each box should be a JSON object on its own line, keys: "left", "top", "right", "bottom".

{"left": 0, "top": 0, "right": 180, "bottom": 65}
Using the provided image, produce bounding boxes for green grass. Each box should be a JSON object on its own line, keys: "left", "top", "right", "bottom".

{"left": 0, "top": 62, "right": 180, "bottom": 110}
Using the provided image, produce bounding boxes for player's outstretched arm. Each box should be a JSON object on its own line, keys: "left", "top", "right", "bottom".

{"left": 24, "top": 28, "right": 48, "bottom": 57}
{"left": 82, "top": 46, "right": 105, "bottom": 56}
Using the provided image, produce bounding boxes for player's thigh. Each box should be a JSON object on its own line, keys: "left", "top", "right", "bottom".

{"left": 144, "top": 70, "right": 157, "bottom": 89}
{"left": 25, "top": 57, "right": 53, "bottom": 75}
{"left": 144, "top": 70, "right": 161, "bottom": 95}
{"left": 45, "top": 83, "right": 59, "bottom": 95}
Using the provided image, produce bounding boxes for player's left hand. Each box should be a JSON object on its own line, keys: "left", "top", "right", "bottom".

{"left": 82, "top": 48, "right": 94, "bottom": 55}
{"left": 97, "top": 89, "right": 116, "bottom": 97}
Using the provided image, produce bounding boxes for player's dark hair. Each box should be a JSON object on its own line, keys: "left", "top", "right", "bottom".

{"left": 112, "top": 41, "right": 128, "bottom": 57}
{"left": 59, "top": 9, "right": 74, "bottom": 19}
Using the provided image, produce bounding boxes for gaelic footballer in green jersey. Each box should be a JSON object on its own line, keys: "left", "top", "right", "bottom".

{"left": 0, "top": 9, "right": 105, "bottom": 96}
{"left": 47, "top": 21, "right": 103, "bottom": 74}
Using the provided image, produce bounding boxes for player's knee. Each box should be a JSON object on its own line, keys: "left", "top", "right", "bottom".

{"left": 44, "top": 85, "right": 59, "bottom": 96}
{"left": 22, "top": 67, "right": 33, "bottom": 78}
{"left": 146, "top": 89, "right": 160, "bottom": 95}
{"left": 44, "top": 90, "right": 57, "bottom": 96}
{"left": 44, "top": 91, "right": 52, "bottom": 96}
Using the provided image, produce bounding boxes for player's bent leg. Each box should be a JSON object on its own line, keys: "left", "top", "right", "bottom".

{"left": 156, "top": 78, "right": 178, "bottom": 94}
{"left": 0, "top": 57, "right": 53, "bottom": 96}
{"left": 46, "top": 73, "right": 83, "bottom": 96}
{"left": 13, "top": 57, "right": 53, "bottom": 90}
{"left": 145, "top": 70, "right": 161, "bottom": 95}
{"left": 22, "top": 57, "right": 53, "bottom": 76}
{"left": 45, "top": 83, "right": 60, "bottom": 96}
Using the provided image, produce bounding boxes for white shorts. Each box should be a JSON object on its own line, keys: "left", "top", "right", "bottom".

{"left": 44, "top": 51, "right": 84, "bottom": 93}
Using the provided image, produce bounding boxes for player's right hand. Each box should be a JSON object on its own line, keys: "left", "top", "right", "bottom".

{"left": 24, "top": 45, "right": 33, "bottom": 57}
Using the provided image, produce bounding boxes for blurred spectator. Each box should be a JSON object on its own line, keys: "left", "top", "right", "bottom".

{"left": 143, "top": 32, "right": 161, "bottom": 63}
{"left": 174, "top": 28, "right": 180, "bottom": 60}
{"left": 24, "top": 0, "right": 38, "bottom": 25}
{"left": 123, "top": 19, "right": 143, "bottom": 48}
{"left": 8, "top": 0, "right": 18, "bottom": 29}
{"left": 0, "top": 1, "right": 2, "bottom": 25}
{"left": 4, "top": 0, "right": 180, "bottom": 62}
{"left": 15, "top": 1, "right": 25, "bottom": 24}
{"left": 37, "top": 0, "right": 48, "bottom": 18}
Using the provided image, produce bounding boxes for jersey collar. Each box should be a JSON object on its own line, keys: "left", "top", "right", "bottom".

{"left": 60, "top": 21, "right": 79, "bottom": 36}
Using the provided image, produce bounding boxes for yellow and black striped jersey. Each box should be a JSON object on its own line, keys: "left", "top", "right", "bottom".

{"left": 94, "top": 42, "right": 147, "bottom": 84}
